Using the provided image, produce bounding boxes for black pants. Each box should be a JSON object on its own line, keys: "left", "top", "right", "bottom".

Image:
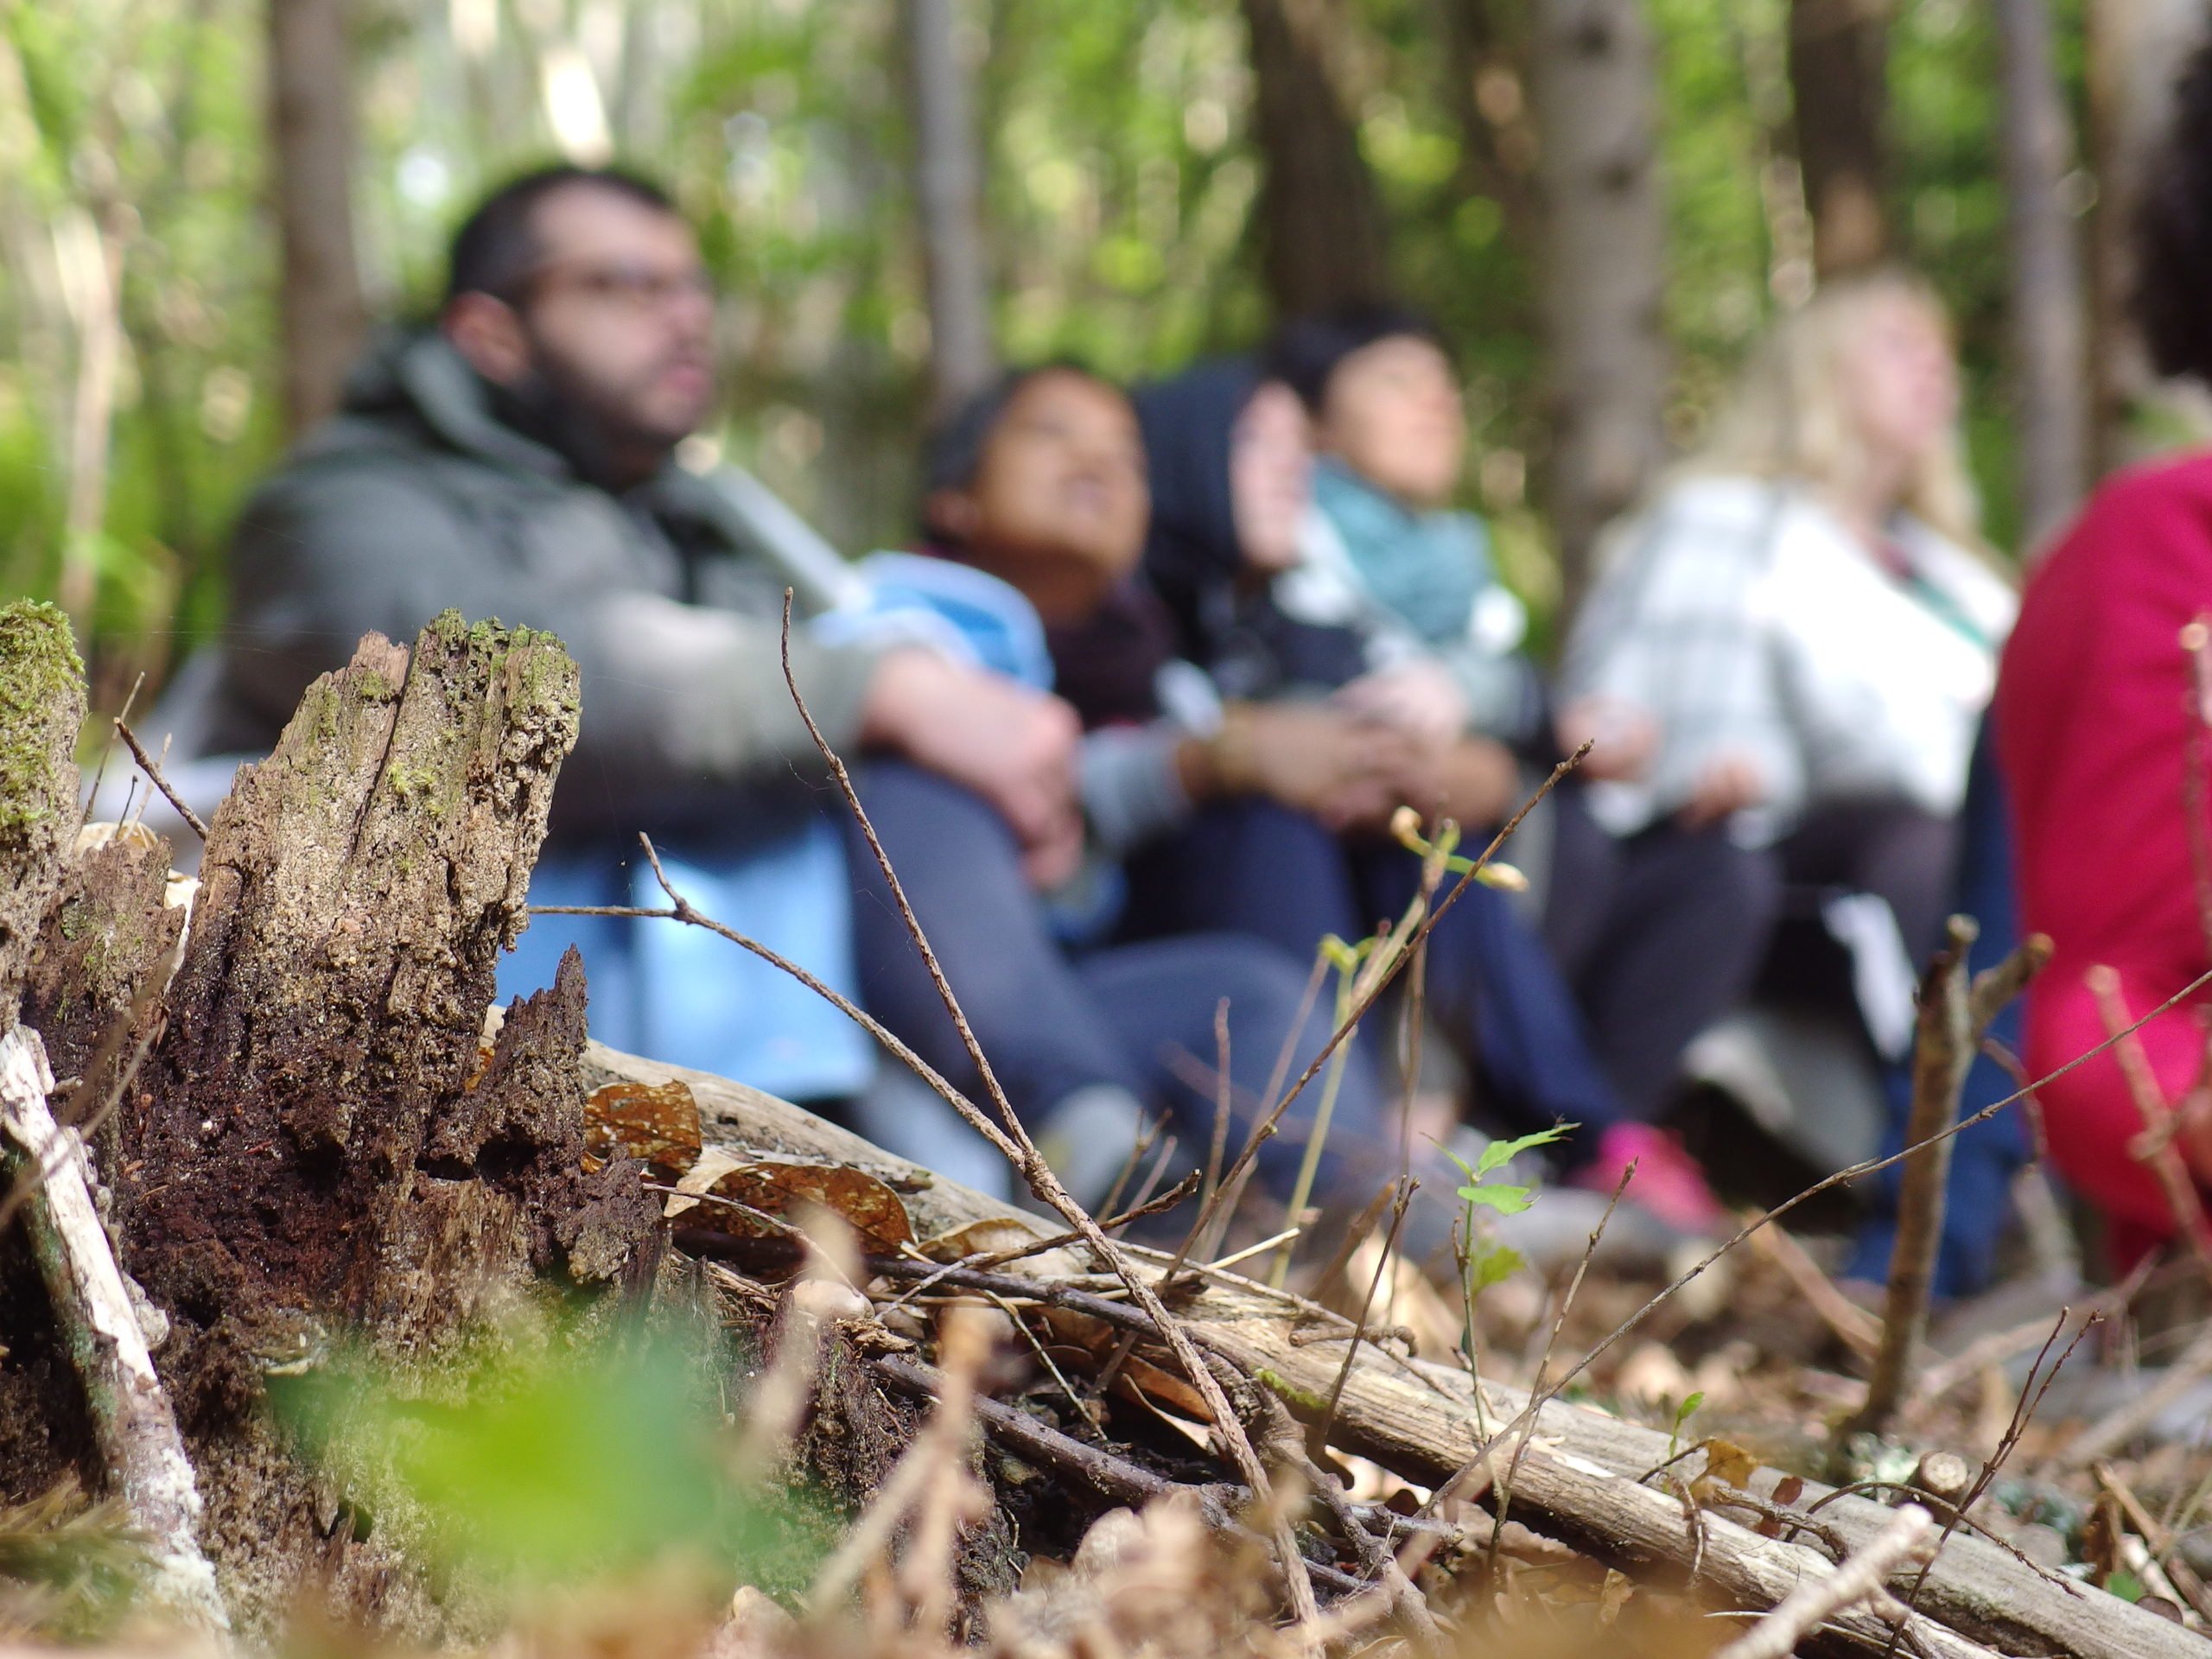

{"left": 1776, "top": 801, "right": 1961, "bottom": 969}
{"left": 1545, "top": 793, "right": 1783, "bottom": 1120}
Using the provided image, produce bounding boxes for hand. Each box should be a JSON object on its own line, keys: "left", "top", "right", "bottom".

{"left": 1556, "top": 695, "right": 1658, "bottom": 784}
{"left": 1195, "top": 702, "right": 1416, "bottom": 830}
{"left": 1385, "top": 734, "right": 1520, "bottom": 831}
{"left": 1332, "top": 660, "right": 1469, "bottom": 747}
{"left": 1679, "top": 752, "right": 1766, "bottom": 829}
{"left": 859, "top": 647, "right": 1081, "bottom": 868}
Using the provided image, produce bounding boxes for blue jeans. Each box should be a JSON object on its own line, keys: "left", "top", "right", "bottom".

{"left": 845, "top": 763, "right": 1407, "bottom": 1212}
{"left": 1121, "top": 798, "right": 1625, "bottom": 1154}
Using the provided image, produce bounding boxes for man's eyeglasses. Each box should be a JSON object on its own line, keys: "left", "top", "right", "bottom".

{"left": 509, "top": 261, "right": 715, "bottom": 315}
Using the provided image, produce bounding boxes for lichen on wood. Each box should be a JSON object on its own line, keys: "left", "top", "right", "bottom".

{"left": 0, "top": 600, "right": 87, "bottom": 1017}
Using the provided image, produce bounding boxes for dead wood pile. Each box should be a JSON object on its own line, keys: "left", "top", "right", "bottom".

{"left": 0, "top": 601, "right": 2203, "bottom": 1659}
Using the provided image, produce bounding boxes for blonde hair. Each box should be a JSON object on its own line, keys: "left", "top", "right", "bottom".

{"left": 1683, "top": 270, "right": 1984, "bottom": 550}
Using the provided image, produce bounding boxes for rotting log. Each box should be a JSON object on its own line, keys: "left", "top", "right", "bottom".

{"left": 107, "top": 616, "right": 662, "bottom": 1638}
{"left": 0, "top": 601, "right": 223, "bottom": 1629}
{"left": 587, "top": 1039, "right": 2212, "bottom": 1659}
{"left": 0, "top": 614, "right": 664, "bottom": 1641}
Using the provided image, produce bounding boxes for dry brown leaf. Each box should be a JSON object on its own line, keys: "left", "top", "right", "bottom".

{"left": 1113, "top": 1353, "right": 1213, "bottom": 1422}
{"left": 1694, "top": 1439, "right": 1760, "bottom": 1500}
{"left": 670, "top": 1154, "right": 915, "bottom": 1254}
{"left": 586, "top": 1078, "right": 703, "bottom": 1173}
{"left": 921, "top": 1217, "right": 1049, "bottom": 1261}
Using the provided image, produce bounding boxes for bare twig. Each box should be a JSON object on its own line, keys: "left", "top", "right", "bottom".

{"left": 1747, "top": 1218, "right": 1882, "bottom": 1359}
{"left": 1484, "top": 1162, "right": 1629, "bottom": 1571}
{"left": 770, "top": 595, "right": 1322, "bottom": 1637}
{"left": 1205, "top": 997, "right": 1233, "bottom": 1211}
{"left": 1850, "top": 915, "right": 1980, "bottom": 1440}
{"left": 1713, "top": 1504, "right": 1934, "bottom": 1659}
{"left": 114, "top": 716, "right": 207, "bottom": 840}
{"left": 1896, "top": 1309, "right": 2100, "bottom": 1631}
{"left": 1310, "top": 1179, "right": 1413, "bottom": 1458}
{"left": 2088, "top": 963, "right": 2212, "bottom": 1279}
{"left": 2058, "top": 1324, "right": 2212, "bottom": 1471}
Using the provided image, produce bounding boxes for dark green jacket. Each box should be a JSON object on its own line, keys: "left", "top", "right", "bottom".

{"left": 207, "top": 331, "right": 881, "bottom": 825}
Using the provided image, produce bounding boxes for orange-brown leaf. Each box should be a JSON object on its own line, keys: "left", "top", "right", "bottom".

{"left": 586, "top": 1079, "right": 702, "bottom": 1173}
{"left": 1700, "top": 1440, "right": 1759, "bottom": 1491}
{"left": 673, "top": 1156, "right": 915, "bottom": 1255}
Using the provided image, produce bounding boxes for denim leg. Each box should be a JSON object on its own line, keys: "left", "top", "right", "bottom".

{"left": 1121, "top": 797, "right": 1370, "bottom": 961}
{"left": 1355, "top": 844, "right": 1626, "bottom": 1150}
{"left": 841, "top": 761, "right": 1141, "bottom": 1122}
{"left": 1073, "top": 933, "right": 1402, "bottom": 1213}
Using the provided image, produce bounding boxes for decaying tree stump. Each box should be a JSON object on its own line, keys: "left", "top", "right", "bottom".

{"left": 0, "top": 610, "right": 660, "bottom": 1640}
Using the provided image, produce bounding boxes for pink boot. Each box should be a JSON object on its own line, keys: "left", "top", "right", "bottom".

{"left": 1571, "top": 1122, "right": 1726, "bottom": 1236}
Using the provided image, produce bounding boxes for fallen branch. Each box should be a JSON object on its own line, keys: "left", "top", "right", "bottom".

{"left": 0, "top": 1026, "right": 226, "bottom": 1632}
{"left": 605, "top": 1033, "right": 2202, "bottom": 1659}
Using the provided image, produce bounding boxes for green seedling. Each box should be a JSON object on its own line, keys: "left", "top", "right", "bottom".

{"left": 1667, "top": 1390, "right": 1707, "bottom": 1463}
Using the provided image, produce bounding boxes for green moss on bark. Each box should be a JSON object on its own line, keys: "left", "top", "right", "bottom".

{"left": 0, "top": 603, "right": 86, "bottom": 842}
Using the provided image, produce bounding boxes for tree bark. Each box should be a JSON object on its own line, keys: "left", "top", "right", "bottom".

{"left": 1527, "top": 0, "right": 1669, "bottom": 603}
{"left": 1241, "top": 0, "right": 1394, "bottom": 318}
{"left": 901, "top": 0, "right": 999, "bottom": 418}
{"left": 0, "top": 602, "right": 86, "bottom": 1008}
{"left": 2086, "top": 0, "right": 2206, "bottom": 476}
{"left": 1789, "top": 0, "right": 1892, "bottom": 276}
{"left": 268, "top": 0, "right": 367, "bottom": 436}
{"left": 0, "top": 616, "right": 659, "bottom": 1639}
{"left": 1996, "top": 0, "right": 2091, "bottom": 553}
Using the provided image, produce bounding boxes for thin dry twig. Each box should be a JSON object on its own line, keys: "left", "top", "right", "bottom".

{"left": 1482, "top": 1161, "right": 1630, "bottom": 1573}
{"left": 1747, "top": 1218, "right": 1881, "bottom": 1360}
{"left": 2058, "top": 1323, "right": 2212, "bottom": 1471}
{"left": 768, "top": 595, "right": 1323, "bottom": 1638}
{"left": 1713, "top": 1503, "right": 1934, "bottom": 1659}
{"left": 1310, "top": 1179, "right": 1414, "bottom": 1458}
{"left": 1893, "top": 1309, "right": 2101, "bottom": 1638}
{"left": 114, "top": 716, "right": 208, "bottom": 840}
{"left": 2088, "top": 963, "right": 2212, "bottom": 1278}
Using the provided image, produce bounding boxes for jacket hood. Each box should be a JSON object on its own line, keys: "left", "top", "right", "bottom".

{"left": 1133, "top": 357, "right": 1261, "bottom": 658}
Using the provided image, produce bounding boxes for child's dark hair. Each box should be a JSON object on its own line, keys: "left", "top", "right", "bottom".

{"left": 2139, "top": 41, "right": 2212, "bottom": 382}
{"left": 921, "top": 361, "right": 1122, "bottom": 498}
{"left": 1267, "top": 303, "right": 1452, "bottom": 415}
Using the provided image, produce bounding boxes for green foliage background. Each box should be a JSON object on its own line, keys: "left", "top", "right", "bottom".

{"left": 0, "top": 0, "right": 2095, "bottom": 700}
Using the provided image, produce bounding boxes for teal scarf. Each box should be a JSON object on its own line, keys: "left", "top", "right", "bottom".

{"left": 1312, "top": 457, "right": 1493, "bottom": 645}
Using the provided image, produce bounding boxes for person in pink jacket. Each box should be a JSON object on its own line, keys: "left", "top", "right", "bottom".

{"left": 1997, "top": 40, "right": 2212, "bottom": 1268}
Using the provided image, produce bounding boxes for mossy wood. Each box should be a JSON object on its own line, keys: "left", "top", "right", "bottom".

{"left": 0, "top": 614, "right": 663, "bottom": 1641}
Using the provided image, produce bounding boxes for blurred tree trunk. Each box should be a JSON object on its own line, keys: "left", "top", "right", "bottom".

{"left": 901, "top": 0, "right": 999, "bottom": 417}
{"left": 1789, "top": 0, "right": 1891, "bottom": 276}
{"left": 2087, "top": 0, "right": 2203, "bottom": 475}
{"left": 1241, "top": 0, "right": 1392, "bottom": 317}
{"left": 1439, "top": 0, "right": 1539, "bottom": 249}
{"left": 268, "top": 0, "right": 366, "bottom": 437}
{"left": 1528, "top": 0, "right": 1669, "bottom": 605}
{"left": 1995, "top": 0, "right": 2088, "bottom": 554}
